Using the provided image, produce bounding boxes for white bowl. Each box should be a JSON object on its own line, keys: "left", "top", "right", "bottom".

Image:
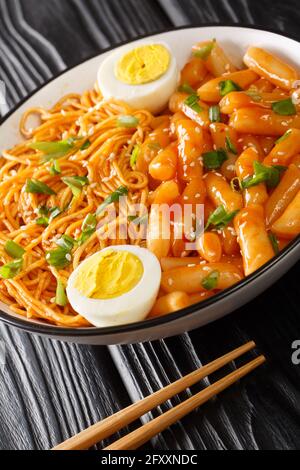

{"left": 1, "top": 25, "right": 300, "bottom": 344}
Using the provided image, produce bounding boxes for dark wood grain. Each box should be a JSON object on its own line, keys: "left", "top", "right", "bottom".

{"left": 0, "top": 0, "right": 300, "bottom": 451}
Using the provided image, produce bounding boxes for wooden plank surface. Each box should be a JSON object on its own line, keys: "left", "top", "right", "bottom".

{"left": 0, "top": 0, "right": 300, "bottom": 450}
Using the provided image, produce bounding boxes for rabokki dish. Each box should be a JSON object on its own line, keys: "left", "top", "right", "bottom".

{"left": 0, "top": 40, "right": 300, "bottom": 328}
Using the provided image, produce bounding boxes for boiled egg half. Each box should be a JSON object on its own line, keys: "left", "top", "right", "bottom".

{"left": 97, "top": 42, "right": 179, "bottom": 114}
{"left": 67, "top": 245, "right": 161, "bottom": 327}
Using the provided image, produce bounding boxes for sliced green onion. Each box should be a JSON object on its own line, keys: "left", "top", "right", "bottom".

{"left": 36, "top": 217, "right": 49, "bottom": 227}
{"left": 128, "top": 214, "right": 148, "bottom": 225}
{"left": 184, "top": 94, "right": 203, "bottom": 113}
{"left": 178, "top": 83, "right": 196, "bottom": 94}
{"left": 96, "top": 186, "right": 128, "bottom": 216}
{"left": 36, "top": 206, "right": 62, "bottom": 227}
{"left": 209, "top": 105, "right": 221, "bottom": 123}
{"left": 49, "top": 159, "right": 61, "bottom": 176}
{"left": 241, "top": 161, "right": 287, "bottom": 189}
{"left": 272, "top": 98, "right": 296, "bottom": 116}
{"left": 269, "top": 232, "right": 280, "bottom": 255}
{"left": 130, "top": 145, "right": 140, "bottom": 169}
{"left": 62, "top": 176, "right": 89, "bottom": 198}
{"left": 29, "top": 138, "right": 78, "bottom": 162}
{"left": 25, "top": 179, "right": 56, "bottom": 196}
{"left": 117, "top": 115, "right": 139, "bottom": 128}
{"left": 205, "top": 205, "right": 239, "bottom": 231}
{"left": 219, "top": 80, "right": 242, "bottom": 97}
{"left": 225, "top": 132, "right": 237, "bottom": 155}
{"left": 0, "top": 259, "right": 23, "bottom": 279}
{"left": 275, "top": 129, "right": 292, "bottom": 144}
{"left": 56, "top": 235, "right": 76, "bottom": 251}
{"left": 80, "top": 140, "right": 91, "bottom": 151}
{"left": 203, "top": 149, "right": 228, "bottom": 169}
{"left": 46, "top": 247, "right": 72, "bottom": 269}
{"left": 49, "top": 207, "right": 62, "bottom": 222}
{"left": 55, "top": 279, "right": 68, "bottom": 307}
{"left": 202, "top": 270, "right": 219, "bottom": 291}
{"left": 4, "top": 240, "right": 25, "bottom": 259}
{"left": 193, "top": 40, "right": 215, "bottom": 60}
{"left": 77, "top": 213, "right": 97, "bottom": 245}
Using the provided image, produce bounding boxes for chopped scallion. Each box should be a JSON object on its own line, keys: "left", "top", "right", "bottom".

{"left": 25, "top": 179, "right": 56, "bottom": 196}
{"left": 0, "top": 259, "right": 23, "bottom": 279}
{"left": 96, "top": 186, "right": 128, "bottom": 216}
{"left": 202, "top": 270, "right": 219, "bottom": 290}
{"left": 272, "top": 98, "right": 296, "bottom": 116}
{"left": 219, "top": 80, "right": 242, "bottom": 97}
{"left": 203, "top": 149, "right": 228, "bottom": 169}
{"left": 4, "top": 240, "right": 25, "bottom": 259}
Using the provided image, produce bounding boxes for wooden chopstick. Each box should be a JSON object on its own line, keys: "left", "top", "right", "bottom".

{"left": 104, "top": 355, "right": 265, "bottom": 450}
{"left": 53, "top": 341, "right": 261, "bottom": 451}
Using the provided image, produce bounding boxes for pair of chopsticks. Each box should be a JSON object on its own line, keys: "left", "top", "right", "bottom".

{"left": 53, "top": 341, "right": 265, "bottom": 451}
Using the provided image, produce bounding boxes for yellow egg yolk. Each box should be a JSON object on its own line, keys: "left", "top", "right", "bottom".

{"left": 73, "top": 249, "right": 144, "bottom": 300}
{"left": 116, "top": 44, "right": 170, "bottom": 85}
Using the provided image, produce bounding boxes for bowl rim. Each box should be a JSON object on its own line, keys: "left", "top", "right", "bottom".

{"left": 1, "top": 22, "right": 300, "bottom": 337}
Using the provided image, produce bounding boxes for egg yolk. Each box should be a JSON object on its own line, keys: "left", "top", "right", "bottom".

{"left": 116, "top": 44, "right": 170, "bottom": 85}
{"left": 73, "top": 249, "right": 144, "bottom": 300}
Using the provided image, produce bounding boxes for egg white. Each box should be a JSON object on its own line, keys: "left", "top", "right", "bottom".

{"left": 97, "top": 41, "right": 179, "bottom": 114}
{"left": 66, "top": 246, "right": 161, "bottom": 327}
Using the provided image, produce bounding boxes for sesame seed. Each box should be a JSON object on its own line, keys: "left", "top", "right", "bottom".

{"left": 66, "top": 254, "right": 72, "bottom": 262}
{"left": 168, "top": 279, "right": 174, "bottom": 286}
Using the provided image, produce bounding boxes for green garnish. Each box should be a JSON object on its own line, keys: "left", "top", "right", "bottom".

{"left": 128, "top": 214, "right": 148, "bottom": 225}
{"left": 77, "top": 213, "right": 97, "bottom": 245}
{"left": 56, "top": 235, "right": 76, "bottom": 251}
{"left": 29, "top": 137, "right": 91, "bottom": 162}
{"left": 219, "top": 80, "right": 242, "bottom": 97}
{"left": 225, "top": 132, "right": 237, "bottom": 155}
{"left": 46, "top": 233, "right": 76, "bottom": 269}
{"left": 241, "top": 161, "right": 287, "bottom": 189}
{"left": 269, "top": 232, "right": 280, "bottom": 255}
{"left": 209, "top": 105, "right": 221, "bottom": 123}
{"left": 202, "top": 270, "right": 219, "bottom": 291}
{"left": 203, "top": 149, "right": 228, "bottom": 169}
{"left": 46, "top": 247, "right": 72, "bottom": 269}
{"left": 272, "top": 98, "right": 296, "bottom": 116}
{"left": 193, "top": 40, "right": 215, "bottom": 60}
{"left": 178, "top": 83, "right": 196, "bottom": 94}
{"left": 49, "top": 159, "right": 61, "bottom": 176}
{"left": 80, "top": 140, "right": 91, "bottom": 151}
{"left": 117, "top": 115, "right": 139, "bottom": 128}
{"left": 4, "top": 241, "right": 25, "bottom": 259}
{"left": 29, "top": 139, "right": 75, "bottom": 161}
{"left": 25, "top": 179, "right": 56, "bottom": 196}
{"left": 36, "top": 206, "right": 62, "bottom": 227}
{"left": 62, "top": 176, "right": 89, "bottom": 198}
{"left": 130, "top": 145, "right": 140, "bottom": 169}
{"left": 184, "top": 94, "right": 203, "bottom": 113}
{"left": 96, "top": 186, "right": 129, "bottom": 216}
{"left": 275, "top": 129, "right": 292, "bottom": 144}
{"left": 55, "top": 279, "right": 68, "bottom": 307}
{"left": 205, "top": 205, "right": 239, "bottom": 231}
{"left": 0, "top": 259, "right": 23, "bottom": 279}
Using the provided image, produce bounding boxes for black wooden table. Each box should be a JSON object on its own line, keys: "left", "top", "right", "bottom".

{"left": 0, "top": 0, "right": 300, "bottom": 451}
